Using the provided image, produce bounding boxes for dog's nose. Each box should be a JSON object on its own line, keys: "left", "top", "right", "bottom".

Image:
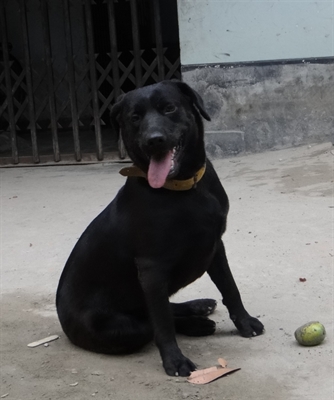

{"left": 146, "top": 133, "right": 166, "bottom": 148}
{"left": 142, "top": 131, "right": 170, "bottom": 156}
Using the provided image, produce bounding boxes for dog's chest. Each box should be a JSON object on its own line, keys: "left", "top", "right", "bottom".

{"left": 144, "top": 189, "right": 222, "bottom": 240}
{"left": 124, "top": 182, "right": 225, "bottom": 262}
{"left": 162, "top": 195, "right": 224, "bottom": 292}
{"left": 122, "top": 183, "right": 225, "bottom": 294}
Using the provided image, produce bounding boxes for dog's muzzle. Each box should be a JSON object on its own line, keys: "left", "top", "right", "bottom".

{"left": 141, "top": 132, "right": 172, "bottom": 158}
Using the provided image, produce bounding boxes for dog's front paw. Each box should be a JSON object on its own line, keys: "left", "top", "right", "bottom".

{"left": 231, "top": 314, "right": 264, "bottom": 337}
{"left": 163, "top": 353, "right": 197, "bottom": 377}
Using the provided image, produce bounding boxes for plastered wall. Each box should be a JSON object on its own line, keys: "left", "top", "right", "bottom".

{"left": 177, "top": 0, "right": 334, "bottom": 64}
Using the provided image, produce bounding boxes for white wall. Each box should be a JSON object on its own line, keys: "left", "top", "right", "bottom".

{"left": 177, "top": 0, "right": 334, "bottom": 64}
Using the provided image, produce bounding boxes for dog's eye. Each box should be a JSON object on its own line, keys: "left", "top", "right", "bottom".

{"left": 131, "top": 113, "right": 140, "bottom": 123}
{"left": 164, "top": 105, "right": 176, "bottom": 114}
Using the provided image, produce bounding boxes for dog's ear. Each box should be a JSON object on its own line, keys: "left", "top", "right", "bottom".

{"left": 173, "top": 81, "right": 211, "bottom": 121}
{"left": 110, "top": 94, "right": 125, "bottom": 134}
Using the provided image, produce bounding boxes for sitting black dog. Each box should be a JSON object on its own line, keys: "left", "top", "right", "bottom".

{"left": 56, "top": 80, "right": 264, "bottom": 376}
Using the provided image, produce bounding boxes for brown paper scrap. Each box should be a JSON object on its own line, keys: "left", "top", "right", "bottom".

{"left": 187, "top": 358, "right": 240, "bottom": 385}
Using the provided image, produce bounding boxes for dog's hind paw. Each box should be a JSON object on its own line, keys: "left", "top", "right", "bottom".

{"left": 231, "top": 314, "right": 264, "bottom": 338}
{"left": 175, "top": 316, "right": 216, "bottom": 336}
{"left": 172, "top": 299, "right": 217, "bottom": 317}
{"left": 190, "top": 298, "right": 217, "bottom": 316}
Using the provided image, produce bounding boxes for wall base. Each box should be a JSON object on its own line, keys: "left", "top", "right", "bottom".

{"left": 182, "top": 58, "right": 334, "bottom": 157}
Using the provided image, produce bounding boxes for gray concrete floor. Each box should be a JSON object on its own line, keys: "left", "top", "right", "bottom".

{"left": 1, "top": 142, "right": 333, "bottom": 400}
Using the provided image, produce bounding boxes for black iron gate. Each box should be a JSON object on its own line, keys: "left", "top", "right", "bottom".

{"left": 0, "top": 0, "right": 180, "bottom": 165}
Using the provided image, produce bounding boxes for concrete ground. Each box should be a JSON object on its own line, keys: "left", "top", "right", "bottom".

{"left": 1, "top": 142, "right": 333, "bottom": 400}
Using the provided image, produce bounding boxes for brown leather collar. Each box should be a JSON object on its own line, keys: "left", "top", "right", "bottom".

{"left": 119, "top": 164, "right": 206, "bottom": 191}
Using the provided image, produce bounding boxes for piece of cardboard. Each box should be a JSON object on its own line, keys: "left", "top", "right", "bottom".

{"left": 187, "top": 358, "right": 240, "bottom": 385}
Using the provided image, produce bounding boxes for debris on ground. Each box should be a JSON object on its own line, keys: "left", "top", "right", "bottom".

{"left": 187, "top": 358, "right": 240, "bottom": 385}
{"left": 27, "top": 334, "right": 59, "bottom": 348}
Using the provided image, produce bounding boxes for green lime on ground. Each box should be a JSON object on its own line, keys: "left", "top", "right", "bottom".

{"left": 294, "top": 321, "right": 326, "bottom": 346}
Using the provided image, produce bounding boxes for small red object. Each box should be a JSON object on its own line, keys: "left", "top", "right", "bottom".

{"left": 299, "top": 278, "right": 307, "bottom": 282}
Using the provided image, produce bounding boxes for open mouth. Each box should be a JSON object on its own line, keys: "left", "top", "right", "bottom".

{"left": 147, "top": 137, "right": 183, "bottom": 189}
{"left": 169, "top": 143, "right": 181, "bottom": 175}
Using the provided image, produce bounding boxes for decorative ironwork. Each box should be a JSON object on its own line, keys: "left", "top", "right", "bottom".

{"left": 0, "top": 0, "right": 181, "bottom": 165}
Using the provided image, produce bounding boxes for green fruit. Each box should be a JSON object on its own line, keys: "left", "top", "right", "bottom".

{"left": 294, "top": 321, "right": 326, "bottom": 346}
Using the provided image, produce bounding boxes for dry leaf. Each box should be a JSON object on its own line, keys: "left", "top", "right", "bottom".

{"left": 187, "top": 358, "right": 240, "bottom": 385}
{"left": 27, "top": 334, "right": 59, "bottom": 348}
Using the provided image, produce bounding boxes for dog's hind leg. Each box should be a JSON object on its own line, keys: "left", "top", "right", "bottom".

{"left": 171, "top": 300, "right": 217, "bottom": 336}
{"left": 174, "top": 315, "right": 216, "bottom": 336}
{"left": 63, "top": 310, "right": 153, "bottom": 355}
{"left": 171, "top": 299, "right": 217, "bottom": 317}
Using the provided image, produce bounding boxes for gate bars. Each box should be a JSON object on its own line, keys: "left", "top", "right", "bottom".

{"left": 0, "top": 0, "right": 181, "bottom": 165}
{"left": 0, "top": 0, "right": 19, "bottom": 163}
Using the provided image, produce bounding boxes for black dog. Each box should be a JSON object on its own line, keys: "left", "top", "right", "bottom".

{"left": 56, "top": 80, "right": 264, "bottom": 376}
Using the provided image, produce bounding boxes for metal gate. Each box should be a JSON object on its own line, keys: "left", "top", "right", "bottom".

{"left": 0, "top": 0, "right": 180, "bottom": 165}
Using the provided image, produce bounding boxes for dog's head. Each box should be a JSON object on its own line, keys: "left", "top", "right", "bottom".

{"left": 111, "top": 80, "right": 210, "bottom": 188}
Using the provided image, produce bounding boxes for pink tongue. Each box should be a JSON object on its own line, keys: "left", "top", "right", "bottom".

{"left": 147, "top": 151, "right": 173, "bottom": 188}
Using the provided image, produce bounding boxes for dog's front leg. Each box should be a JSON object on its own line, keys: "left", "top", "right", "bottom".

{"left": 207, "top": 241, "right": 264, "bottom": 337}
{"left": 137, "top": 259, "right": 196, "bottom": 376}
